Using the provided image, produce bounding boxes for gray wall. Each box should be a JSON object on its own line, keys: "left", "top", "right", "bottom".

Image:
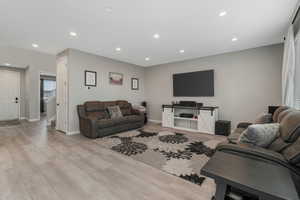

{"left": 0, "top": 46, "right": 56, "bottom": 120}
{"left": 145, "top": 44, "right": 283, "bottom": 128}
{"left": 67, "top": 49, "right": 146, "bottom": 133}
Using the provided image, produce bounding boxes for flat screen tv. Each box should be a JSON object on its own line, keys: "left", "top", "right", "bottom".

{"left": 173, "top": 70, "right": 214, "bottom": 97}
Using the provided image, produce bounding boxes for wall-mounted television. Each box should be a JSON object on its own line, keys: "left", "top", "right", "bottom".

{"left": 173, "top": 70, "right": 214, "bottom": 97}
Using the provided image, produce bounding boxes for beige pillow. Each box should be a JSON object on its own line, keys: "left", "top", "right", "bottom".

{"left": 107, "top": 106, "right": 123, "bottom": 119}
{"left": 238, "top": 123, "right": 280, "bottom": 147}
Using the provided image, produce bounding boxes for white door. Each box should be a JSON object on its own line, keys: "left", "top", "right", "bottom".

{"left": 0, "top": 70, "right": 20, "bottom": 121}
{"left": 198, "top": 110, "right": 215, "bottom": 134}
{"left": 162, "top": 108, "right": 173, "bottom": 128}
{"left": 56, "top": 57, "right": 68, "bottom": 133}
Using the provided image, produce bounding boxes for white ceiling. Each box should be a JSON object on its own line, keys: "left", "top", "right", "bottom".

{"left": 0, "top": 0, "right": 298, "bottom": 67}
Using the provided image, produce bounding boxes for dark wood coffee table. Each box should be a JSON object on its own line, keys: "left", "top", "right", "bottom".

{"left": 201, "top": 151, "right": 299, "bottom": 200}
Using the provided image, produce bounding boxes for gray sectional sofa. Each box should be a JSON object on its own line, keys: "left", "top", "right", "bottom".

{"left": 216, "top": 106, "right": 300, "bottom": 190}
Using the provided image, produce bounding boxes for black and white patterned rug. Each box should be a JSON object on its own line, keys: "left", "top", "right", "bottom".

{"left": 95, "top": 128, "right": 226, "bottom": 197}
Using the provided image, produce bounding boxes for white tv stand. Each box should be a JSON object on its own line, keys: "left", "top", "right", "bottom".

{"left": 162, "top": 105, "right": 219, "bottom": 134}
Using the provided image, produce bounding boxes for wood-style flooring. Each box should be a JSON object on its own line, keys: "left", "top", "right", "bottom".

{"left": 0, "top": 119, "right": 213, "bottom": 200}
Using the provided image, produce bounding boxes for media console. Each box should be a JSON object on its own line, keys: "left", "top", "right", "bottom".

{"left": 162, "top": 104, "right": 219, "bottom": 134}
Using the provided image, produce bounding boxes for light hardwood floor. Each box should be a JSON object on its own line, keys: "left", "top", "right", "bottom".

{"left": 0, "top": 119, "right": 214, "bottom": 200}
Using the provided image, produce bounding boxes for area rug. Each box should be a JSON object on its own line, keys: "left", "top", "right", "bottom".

{"left": 95, "top": 128, "right": 226, "bottom": 191}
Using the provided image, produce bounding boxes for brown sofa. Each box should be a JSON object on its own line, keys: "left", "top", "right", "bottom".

{"left": 77, "top": 100, "right": 144, "bottom": 139}
{"left": 217, "top": 106, "right": 300, "bottom": 190}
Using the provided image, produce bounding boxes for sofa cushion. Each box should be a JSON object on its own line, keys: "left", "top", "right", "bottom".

{"left": 282, "top": 137, "right": 300, "bottom": 167}
{"left": 228, "top": 127, "right": 245, "bottom": 144}
{"left": 254, "top": 113, "right": 272, "bottom": 124}
{"left": 107, "top": 106, "right": 123, "bottom": 119}
{"left": 277, "top": 109, "right": 293, "bottom": 123}
{"left": 268, "top": 137, "right": 290, "bottom": 152}
{"left": 97, "top": 119, "right": 115, "bottom": 128}
{"left": 84, "top": 101, "right": 104, "bottom": 112}
{"left": 273, "top": 106, "right": 290, "bottom": 122}
{"left": 87, "top": 111, "right": 109, "bottom": 120}
{"left": 280, "top": 111, "right": 300, "bottom": 143}
{"left": 103, "top": 101, "right": 117, "bottom": 109}
{"left": 116, "top": 101, "right": 132, "bottom": 116}
{"left": 238, "top": 123, "right": 280, "bottom": 148}
{"left": 114, "top": 115, "right": 142, "bottom": 125}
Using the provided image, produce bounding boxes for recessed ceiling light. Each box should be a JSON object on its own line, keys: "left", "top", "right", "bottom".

{"left": 32, "top": 43, "right": 39, "bottom": 48}
{"left": 179, "top": 49, "right": 185, "bottom": 54}
{"left": 219, "top": 11, "right": 227, "bottom": 17}
{"left": 105, "top": 7, "right": 112, "bottom": 12}
{"left": 4, "top": 63, "right": 11, "bottom": 66}
{"left": 232, "top": 37, "right": 238, "bottom": 42}
{"left": 153, "top": 34, "right": 160, "bottom": 39}
{"left": 69, "top": 32, "right": 77, "bottom": 37}
{"left": 115, "top": 47, "right": 121, "bottom": 52}
{"left": 145, "top": 57, "right": 150, "bottom": 61}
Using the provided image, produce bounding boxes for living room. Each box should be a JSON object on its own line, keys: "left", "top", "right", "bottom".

{"left": 0, "top": 0, "right": 300, "bottom": 200}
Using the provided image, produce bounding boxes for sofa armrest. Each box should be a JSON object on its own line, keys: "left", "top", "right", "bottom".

{"left": 132, "top": 108, "right": 143, "bottom": 115}
{"left": 78, "top": 116, "right": 98, "bottom": 139}
{"left": 237, "top": 122, "right": 252, "bottom": 129}
{"left": 216, "top": 143, "right": 300, "bottom": 176}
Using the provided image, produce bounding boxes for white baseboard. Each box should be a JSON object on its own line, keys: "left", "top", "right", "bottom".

{"left": 20, "top": 117, "right": 27, "bottom": 120}
{"left": 28, "top": 118, "right": 40, "bottom": 122}
{"left": 148, "top": 119, "right": 162, "bottom": 123}
{"left": 67, "top": 131, "right": 80, "bottom": 135}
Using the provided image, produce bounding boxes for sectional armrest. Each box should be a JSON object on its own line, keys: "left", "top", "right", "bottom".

{"left": 237, "top": 122, "right": 253, "bottom": 129}
{"left": 216, "top": 143, "right": 300, "bottom": 176}
{"left": 78, "top": 116, "right": 98, "bottom": 139}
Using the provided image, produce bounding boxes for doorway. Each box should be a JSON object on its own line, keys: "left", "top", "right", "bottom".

{"left": 0, "top": 69, "right": 20, "bottom": 121}
{"left": 40, "top": 75, "right": 56, "bottom": 125}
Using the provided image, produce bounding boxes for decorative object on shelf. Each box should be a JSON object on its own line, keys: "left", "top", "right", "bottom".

{"left": 131, "top": 78, "right": 139, "bottom": 90}
{"left": 84, "top": 70, "right": 97, "bottom": 87}
{"left": 109, "top": 72, "right": 123, "bottom": 85}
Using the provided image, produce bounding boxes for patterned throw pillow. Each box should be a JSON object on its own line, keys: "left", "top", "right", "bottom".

{"left": 107, "top": 106, "right": 123, "bottom": 119}
{"left": 238, "top": 123, "right": 280, "bottom": 147}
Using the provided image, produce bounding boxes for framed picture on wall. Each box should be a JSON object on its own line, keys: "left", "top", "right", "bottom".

{"left": 84, "top": 70, "right": 97, "bottom": 87}
{"left": 131, "top": 78, "right": 139, "bottom": 90}
{"left": 109, "top": 72, "right": 123, "bottom": 85}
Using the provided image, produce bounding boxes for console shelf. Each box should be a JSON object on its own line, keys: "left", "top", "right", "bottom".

{"left": 174, "top": 116, "right": 198, "bottom": 121}
{"left": 162, "top": 105, "right": 218, "bottom": 134}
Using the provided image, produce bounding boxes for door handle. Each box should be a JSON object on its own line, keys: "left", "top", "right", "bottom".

{"left": 15, "top": 97, "right": 19, "bottom": 103}
{"left": 57, "top": 103, "right": 60, "bottom": 106}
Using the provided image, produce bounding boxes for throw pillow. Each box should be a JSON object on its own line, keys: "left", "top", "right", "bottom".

{"left": 254, "top": 113, "right": 272, "bottom": 124}
{"left": 238, "top": 123, "right": 280, "bottom": 148}
{"left": 107, "top": 106, "right": 123, "bottom": 119}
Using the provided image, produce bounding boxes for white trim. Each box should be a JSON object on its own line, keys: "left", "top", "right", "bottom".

{"left": 38, "top": 71, "right": 56, "bottom": 122}
{"left": 149, "top": 119, "right": 162, "bottom": 123}
{"left": 28, "top": 118, "right": 40, "bottom": 122}
{"left": 66, "top": 131, "right": 80, "bottom": 135}
{"left": 20, "top": 117, "right": 27, "bottom": 120}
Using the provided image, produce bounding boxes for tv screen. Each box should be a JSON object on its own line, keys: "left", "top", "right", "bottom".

{"left": 173, "top": 70, "right": 214, "bottom": 97}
